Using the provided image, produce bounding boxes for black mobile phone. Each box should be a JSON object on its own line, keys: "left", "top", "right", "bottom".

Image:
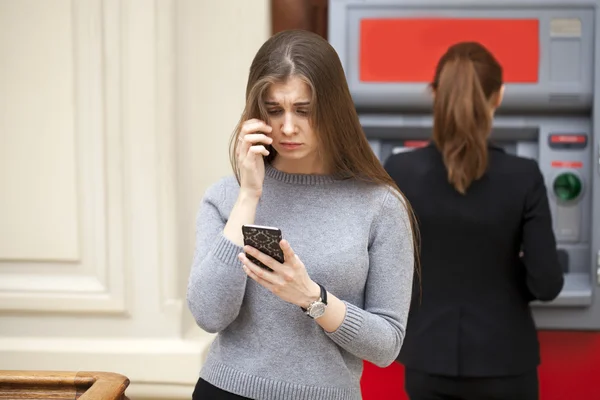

{"left": 241, "top": 224, "right": 284, "bottom": 271}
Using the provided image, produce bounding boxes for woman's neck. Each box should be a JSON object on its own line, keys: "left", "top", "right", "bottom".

{"left": 271, "top": 156, "right": 330, "bottom": 175}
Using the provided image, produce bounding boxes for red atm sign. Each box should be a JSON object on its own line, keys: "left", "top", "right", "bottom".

{"left": 550, "top": 135, "right": 587, "bottom": 143}
{"left": 359, "top": 18, "right": 540, "bottom": 83}
{"left": 548, "top": 134, "right": 588, "bottom": 149}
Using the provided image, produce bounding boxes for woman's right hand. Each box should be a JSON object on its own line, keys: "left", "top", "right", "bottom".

{"left": 237, "top": 119, "right": 273, "bottom": 198}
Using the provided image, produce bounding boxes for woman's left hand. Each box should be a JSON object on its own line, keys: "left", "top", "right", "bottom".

{"left": 239, "top": 240, "right": 321, "bottom": 308}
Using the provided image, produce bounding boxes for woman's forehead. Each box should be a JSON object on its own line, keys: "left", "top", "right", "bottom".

{"left": 264, "top": 77, "right": 312, "bottom": 104}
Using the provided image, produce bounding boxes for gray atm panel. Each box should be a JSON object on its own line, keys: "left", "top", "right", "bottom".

{"left": 328, "top": 0, "right": 595, "bottom": 112}
{"left": 361, "top": 114, "right": 600, "bottom": 330}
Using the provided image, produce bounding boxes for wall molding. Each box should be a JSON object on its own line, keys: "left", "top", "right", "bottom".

{"left": 155, "top": 0, "right": 183, "bottom": 318}
{"left": 0, "top": 0, "right": 128, "bottom": 314}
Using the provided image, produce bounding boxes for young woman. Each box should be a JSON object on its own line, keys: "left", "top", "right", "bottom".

{"left": 187, "top": 30, "right": 417, "bottom": 400}
{"left": 385, "top": 42, "right": 564, "bottom": 400}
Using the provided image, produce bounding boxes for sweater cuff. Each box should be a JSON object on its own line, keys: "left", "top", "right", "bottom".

{"left": 325, "top": 301, "right": 365, "bottom": 345}
{"left": 211, "top": 234, "right": 244, "bottom": 267}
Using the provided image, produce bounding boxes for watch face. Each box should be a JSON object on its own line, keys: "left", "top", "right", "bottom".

{"left": 309, "top": 302, "right": 326, "bottom": 319}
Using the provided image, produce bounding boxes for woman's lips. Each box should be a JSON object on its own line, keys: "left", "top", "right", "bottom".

{"left": 280, "top": 142, "right": 302, "bottom": 150}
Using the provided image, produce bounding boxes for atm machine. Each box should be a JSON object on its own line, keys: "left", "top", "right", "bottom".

{"left": 328, "top": 0, "right": 600, "bottom": 398}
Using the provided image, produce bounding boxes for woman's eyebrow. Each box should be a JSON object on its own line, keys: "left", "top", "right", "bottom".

{"left": 264, "top": 101, "right": 311, "bottom": 106}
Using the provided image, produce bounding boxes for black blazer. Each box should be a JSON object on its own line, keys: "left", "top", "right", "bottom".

{"left": 385, "top": 143, "right": 564, "bottom": 377}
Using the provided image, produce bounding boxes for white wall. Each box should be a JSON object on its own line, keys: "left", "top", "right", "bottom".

{"left": 0, "top": 0, "right": 270, "bottom": 398}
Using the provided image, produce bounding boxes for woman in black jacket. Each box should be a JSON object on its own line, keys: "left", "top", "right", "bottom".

{"left": 385, "top": 41, "right": 564, "bottom": 400}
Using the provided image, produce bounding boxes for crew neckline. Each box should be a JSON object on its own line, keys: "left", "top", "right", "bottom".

{"left": 265, "top": 163, "right": 345, "bottom": 185}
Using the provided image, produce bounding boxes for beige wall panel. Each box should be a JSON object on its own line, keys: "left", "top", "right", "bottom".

{"left": 0, "top": 0, "right": 78, "bottom": 261}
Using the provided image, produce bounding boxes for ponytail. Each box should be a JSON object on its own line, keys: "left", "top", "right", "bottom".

{"left": 432, "top": 58, "right": 491, "bottom": 194}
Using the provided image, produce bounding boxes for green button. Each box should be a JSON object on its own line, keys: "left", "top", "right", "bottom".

{"left": 553, "top": 172, "right": 582, "bottom": 202}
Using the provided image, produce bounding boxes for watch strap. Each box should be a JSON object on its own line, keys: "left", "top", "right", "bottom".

{"left": 319, "top": 283, "right": 327, "bottom": 305}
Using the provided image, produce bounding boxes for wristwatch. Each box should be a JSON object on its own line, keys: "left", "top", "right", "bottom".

{"left": 301, "top": 283, "right": 328, "bottom": 319}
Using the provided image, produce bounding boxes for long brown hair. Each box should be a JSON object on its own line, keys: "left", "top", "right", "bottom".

{"left": 229, "top": 29, "right": 420, "bottom": 277}
{"left": 432, "top": 42, "right": 503, "bottom": 194}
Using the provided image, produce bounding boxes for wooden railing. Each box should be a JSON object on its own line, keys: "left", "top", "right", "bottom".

{"left": 0, "top": 371, "right": 130, "bottom": 400}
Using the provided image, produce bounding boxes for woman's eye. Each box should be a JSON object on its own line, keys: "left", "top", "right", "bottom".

{"left": 266, "top": 109, "right": 310, "bottom": 116}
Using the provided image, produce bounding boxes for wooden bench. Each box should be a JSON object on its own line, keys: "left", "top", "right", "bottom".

{"left": 0, "top": 371, "right": 130, "bottom": 400}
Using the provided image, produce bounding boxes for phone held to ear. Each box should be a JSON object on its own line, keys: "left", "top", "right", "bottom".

{"left": 241, "top": 224, "right": 284, "bottom": 271}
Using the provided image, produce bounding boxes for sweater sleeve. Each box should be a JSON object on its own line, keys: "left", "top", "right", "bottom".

{"left": 325, "top": 189, "right": 414, "bottom": 367}
{"left": 186, "top": 181, "right": 248, "bottom": 333}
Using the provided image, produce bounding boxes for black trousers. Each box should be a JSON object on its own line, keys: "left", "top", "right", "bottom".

{"left": 405, "top": 368, "right": 539, "bottom": 400}
{"left": 192, "top": 378, "right": 252, "bottom": 400}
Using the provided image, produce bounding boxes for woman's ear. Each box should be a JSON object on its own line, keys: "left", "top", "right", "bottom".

{"left": 493, "top": 84, "right": 505, "bottom": 108}
{"left": 429, "top": 85, "right": 436, "bottom": 100}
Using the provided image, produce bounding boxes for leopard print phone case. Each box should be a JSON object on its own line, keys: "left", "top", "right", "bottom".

{"left": 242, "top": 225, "right": 284, "bottom": 271}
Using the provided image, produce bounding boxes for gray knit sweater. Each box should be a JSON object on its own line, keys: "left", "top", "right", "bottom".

{"left": 187, "top": 164, "right": 414, "bottom": 400}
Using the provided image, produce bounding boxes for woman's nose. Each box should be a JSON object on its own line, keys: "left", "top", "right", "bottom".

{"left": 281, "top": 113, "right": 295, "bottom": 135}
